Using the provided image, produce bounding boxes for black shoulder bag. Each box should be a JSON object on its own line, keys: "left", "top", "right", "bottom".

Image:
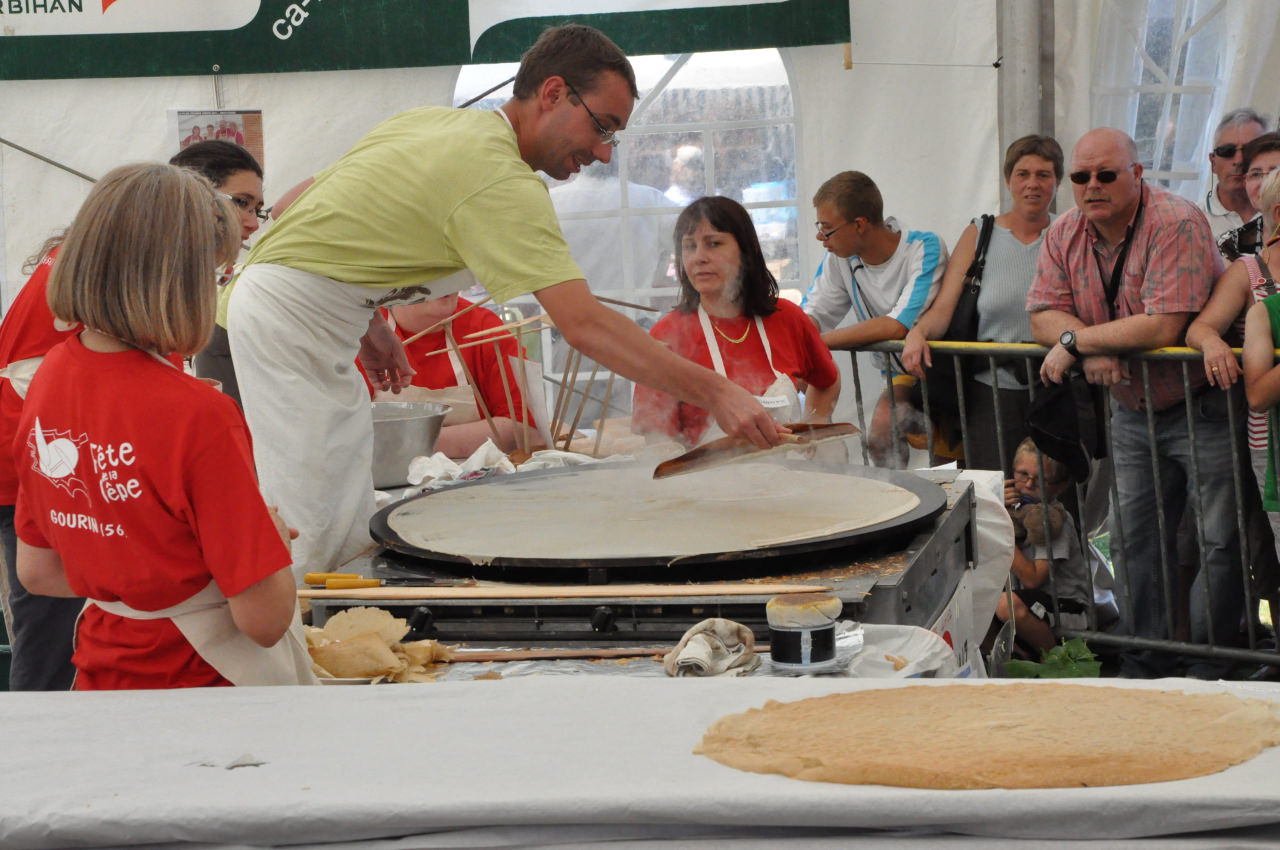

{"left": 910, "top": 213, "right": 995, "bottom": 411}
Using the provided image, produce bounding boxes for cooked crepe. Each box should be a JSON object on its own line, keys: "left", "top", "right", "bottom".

{"left": 695, "top": 683, "right": 1280, "bottom": 789}
{"left": 384, "top": 463, "right": 920, "bottom": 563}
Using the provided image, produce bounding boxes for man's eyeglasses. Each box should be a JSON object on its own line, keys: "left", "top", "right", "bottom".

{"left": 815, "top": 219, "right": 856, "bottom": 240}
{"left": 1246, "top": 166, "right": 1278, "bottom": 182}
{"left": 1212, "top": 143, "right": 1244, "bottom": 159}
{"left": 1068, "top": 163, "right": 1138, "bottom": 185}
{"left": 219, "top": 192, "right": 268, "bottom": 222}
{"left": 563, "top": 80, "right": 620, "bottom": 148}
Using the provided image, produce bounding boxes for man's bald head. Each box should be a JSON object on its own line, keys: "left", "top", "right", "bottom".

{"left": 1070, "top": 128, "right": 1143, "bottom": 241}
{"left": 1074, "top": 128, "right": 1139, "bottom": 164}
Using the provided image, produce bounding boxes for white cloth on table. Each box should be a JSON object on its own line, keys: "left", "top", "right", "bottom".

{"left": 663, "top": 617, "right": 761, "bottom": 677}
{"left": 3, "top": 677, "right": 1280, "bottom": 848}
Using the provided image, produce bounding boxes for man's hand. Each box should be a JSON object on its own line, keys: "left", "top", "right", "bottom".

{"left": 359, "top": 312, "right": 415, "bottom": 393}
{"left": 1081, "top": 354, "right": 1128, "bottom": 387}
{"left": 707, "top": 381, "right": 786, "bottom": 449}
{"left": 1039, "top": 343, "right": 1077, "bottom": 385}
{"left": 1199, "top": 336, "right": 1241, "bottom": 388}
{"left": 901, "top": 327, "right": 931, "bottom": 378}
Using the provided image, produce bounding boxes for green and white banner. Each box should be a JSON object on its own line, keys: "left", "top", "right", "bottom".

{"left": 0, "top": 0, "right": 849, "bottom": 80}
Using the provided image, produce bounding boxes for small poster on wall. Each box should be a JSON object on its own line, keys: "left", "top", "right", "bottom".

{"left": 166, "top": 109, "right": 264, "bottom": 170}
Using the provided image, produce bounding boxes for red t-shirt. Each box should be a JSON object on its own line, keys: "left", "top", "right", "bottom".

{"left": 0, "top": 250, "right": 188, "bottom": 503}
{"left": 367, "top": 299, "right": 530, "bottom": 424}
{"left": 0, "top": 249, "right": 78, "bottom": 503}
{"left": 631, "top": 299, "right": 838, "bottom": 444}
{"left": 14, "top": 336, "right": 291, "bottom": 690}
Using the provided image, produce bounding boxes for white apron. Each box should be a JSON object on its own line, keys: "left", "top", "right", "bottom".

{"left": 87, "top": 581, "right": 319, "bottom": 686}
{"left": 696, "top": 306, "right": 801, "bottom": 445}
{"left": 228, "top": 263, "right": 474, "bottom": 580}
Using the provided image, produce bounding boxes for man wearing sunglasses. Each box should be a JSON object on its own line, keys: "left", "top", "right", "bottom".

{"left": 1218, "top": 132, "right": 1280, "bottom": 262}
{"left": 1199, "top": 108, "right": 1267, "bottom": 241}
{"left": 1028, "top": 127, "right": 1238, "bottom": 679}
{"left": 225, "top": 24, "right": 782, "bottom": 579}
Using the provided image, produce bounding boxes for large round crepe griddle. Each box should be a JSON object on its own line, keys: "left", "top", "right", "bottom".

{"left": 370, "top": 460, "right": 945, "bottom": 572}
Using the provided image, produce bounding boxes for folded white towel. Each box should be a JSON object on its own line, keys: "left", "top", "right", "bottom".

{"left": 663, "top": 618, "right": 761, "bottom": 677}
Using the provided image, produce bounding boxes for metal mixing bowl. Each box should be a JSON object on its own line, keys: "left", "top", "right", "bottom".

{"left": 371, "top": 401, "right": 450, "bottom": 488}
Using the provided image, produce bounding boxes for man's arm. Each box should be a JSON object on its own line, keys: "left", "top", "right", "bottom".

{"left": 831, "top": 230, "right": 944, "bottom": 352}
{"left": 801, "top": 255, "right": 854, "bottom": 333}
{"left": 1031, "top": 309, "right": 1190, "bottom": 385}
{"left": 535, "top": 280, "right": 782, "bottom": 448}
{"left": 821, "top": 316, "right": 907, "bottom": 350}
{"left": 1048, "top": 312, "right": 1191, "bottom": 355}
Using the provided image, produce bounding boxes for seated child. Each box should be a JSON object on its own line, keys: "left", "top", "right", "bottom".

{"left": 996, "top": 438, "right": 1093, "bottom": 654}
{"left": 371, "top": 294, "right": 542, "bottom": 458}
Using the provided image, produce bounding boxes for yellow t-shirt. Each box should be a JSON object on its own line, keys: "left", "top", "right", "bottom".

{"left": 225, "top": 106, "right": 583, "bottom": 324}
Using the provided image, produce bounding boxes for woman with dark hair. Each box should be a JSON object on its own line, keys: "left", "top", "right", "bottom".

{"left": 632, "top": 196, "right": 839, "bottom": 446}
{"left": 170, "top": 140, "right": 266, "bottom": 407}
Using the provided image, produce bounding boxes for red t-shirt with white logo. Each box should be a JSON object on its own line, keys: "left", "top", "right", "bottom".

{"left": 14, "top": 336, "right": 291, "bottom": 689}
{"left": 0, "top": 249, "right": 78, "bottom": 504}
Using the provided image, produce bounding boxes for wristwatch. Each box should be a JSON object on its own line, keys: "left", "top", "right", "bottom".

{"left": 1059, "top": 329, "right": 1081, "bottom": 358}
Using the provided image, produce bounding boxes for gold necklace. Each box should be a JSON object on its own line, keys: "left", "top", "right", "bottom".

{"left": 711, "top": 317, "right": 750, "bottom": 344}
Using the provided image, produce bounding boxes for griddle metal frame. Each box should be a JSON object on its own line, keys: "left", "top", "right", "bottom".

{"left": 309, "top": 469, "right": 975, "bottom": 646}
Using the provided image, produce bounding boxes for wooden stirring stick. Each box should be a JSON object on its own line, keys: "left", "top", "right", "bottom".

{"left": 591, "top": 371, "right": 616, "bottom": 458}
{"left": 445, "top": 327, "right": 501, "bottom": 445}
{"left": 492, "top": 339, "right": 518, "bottom": 453}
{"left": 401, "top": 295, "right": 492, "bottom": 346}
{"left": 514, "top": 324, "right": 532, "bottom": 456}
{"left": 595, "top": 294, "right": 659, "bottom": 313}
{"left": 552, "top": 349, "right": 583, "bottom": 445}
{"left": 464, "top": 311, "right": 552, "bottom": 340}
{"left": 416, "top": 331, "right": 518, "bottom": 358}
{"left": 563, "top": 360, "right": 600, "bottom": 452}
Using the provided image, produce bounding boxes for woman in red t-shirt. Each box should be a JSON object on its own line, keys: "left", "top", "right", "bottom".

{"left": 0, "top": 141, "right": 266, "bottom": 691}
{"left": 14, "top": 163, "right": 313, "bottom": 689}
{"left": 632, "top": 196, "right": 840, "bottom": 446}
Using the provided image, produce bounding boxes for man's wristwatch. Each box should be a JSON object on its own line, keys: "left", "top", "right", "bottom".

{"left": 1059, "top": 329, "right": 1081, "bottom": 358}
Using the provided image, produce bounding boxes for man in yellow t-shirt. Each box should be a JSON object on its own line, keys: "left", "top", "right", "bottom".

{"left": 227, "top": 24, "right": 782, "bottom": 578}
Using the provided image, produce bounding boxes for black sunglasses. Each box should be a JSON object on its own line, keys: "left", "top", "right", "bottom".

{"left": 1212, "top": 143, "right": 1243, "bottom": 159}
{"left": 1068, "top": 163, "right": 1137, "bottom": 185}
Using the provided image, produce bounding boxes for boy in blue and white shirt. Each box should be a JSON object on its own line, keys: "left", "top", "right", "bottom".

{"left": 804, "top": 171, "right": 947, "bottom": 466}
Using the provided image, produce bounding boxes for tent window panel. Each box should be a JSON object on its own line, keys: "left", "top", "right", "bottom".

{"left": 1092, "top": 0, "right": 1228, "bottom": 200}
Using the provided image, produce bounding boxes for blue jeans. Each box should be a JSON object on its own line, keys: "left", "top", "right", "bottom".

{"left": 0, "top": 505, "right": 80, "bottom": 690}
{"left": 1110, "top": 392, "right": 1245, "bottom": 678}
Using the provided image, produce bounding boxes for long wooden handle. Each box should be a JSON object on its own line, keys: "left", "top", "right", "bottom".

{"left": 298, "top": 582, "right": 832, "bottom": 600}
{"left": 400, "top": 295, "right": 492, "bottom": 346}
{"left": 449, "top": 646, "right": 669, "bottom": 663}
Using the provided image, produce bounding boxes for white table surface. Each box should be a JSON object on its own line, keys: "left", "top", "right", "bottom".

{"left": 1, "top": 676, "right": 1278, "bottom": 849}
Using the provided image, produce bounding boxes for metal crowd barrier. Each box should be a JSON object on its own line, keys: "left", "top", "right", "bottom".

{"left": 843, "top": 340, "right": 1280, "bottom": 673}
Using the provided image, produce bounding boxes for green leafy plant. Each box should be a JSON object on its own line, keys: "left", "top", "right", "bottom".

{"left": 1003, "top": 638, "right": 1101, "bottom": 678}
